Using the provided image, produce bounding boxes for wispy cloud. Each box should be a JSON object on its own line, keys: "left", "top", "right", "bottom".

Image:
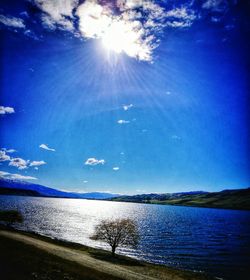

{"left": 9, "top": 158, "right": 30, "bottom": 170}
{"left": 136, "top": 189, "right": 147, "bottom": 193}
{"left": 1, "top": 148, "right": 16, "bottom": 153}
{"left": 0, "top": 14, "right": 25, "bottom": 29}
{"left": 85, "top": 158, "right": 105, "bottom": 166}
{"left": 0, "top": 171, "right": 37, "bottom": 180}
{"left": 113, "top": 167, "right": 120, "bottom": 171}
{"left": 202, "top": 0, "right": 229, "bottom": 12}
{"left": 0, "top": 106, "right": 15, "bottom": 115}
{"left": 30, "top": 160, "right": 46, "bottom": 167}
{"left": 24, "top": 29, "right": 41, "bottom": 41}
{"left": 117, "top": 119, "right": 130, "bottom": 124}
{"left": 171, "top": 135, "right": 182, "bottom": 141}
{"left": 165, "top": 7, "right": 197, "bottom": 28}
{"left": 123, "top": 104, "right": 133, "bottom": 111}
{"left": 34, "top": 0, "right": 78, "bottom": 31}
{"left": 39, "top": 144, "right": 55, "bottom": 152}
{"left": 0, "top": 150, "right": 11, "bottom": 162}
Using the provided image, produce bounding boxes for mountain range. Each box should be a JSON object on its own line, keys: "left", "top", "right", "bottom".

{"left": 0, "top": 178, "right": 119, "bottom": 200}
{"left": 1, "top": 178, "right": 249, "bottom": 210}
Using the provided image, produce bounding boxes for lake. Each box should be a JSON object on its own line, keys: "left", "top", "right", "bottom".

{"left": 0, "top": 195, "right": 250, "bottom": 280}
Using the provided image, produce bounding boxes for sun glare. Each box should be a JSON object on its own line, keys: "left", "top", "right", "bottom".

{"left": 76, "top": 1, "right": 152, "bottom": 61}
{"left": 100, "top": 17, "right": 152, "bottom": 61}
{"left": 102, "top": 21, "right": 124, "bottom": 53}
{"left": 101, "top": 19, "right": 141, "bottom": 58}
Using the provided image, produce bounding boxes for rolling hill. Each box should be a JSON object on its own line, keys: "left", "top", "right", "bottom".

{"left": 109, "top": 189, "right": 250, "bottom": 210}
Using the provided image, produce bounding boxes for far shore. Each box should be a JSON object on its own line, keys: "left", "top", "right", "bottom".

{"left": 1, "top": 186, "right": 250, "bottom": 211}
{"left": 0, "top": 227, "right": 214, "bottom": 280}
{"left": 1, "top": 193, "right": 249, "bottom": 212}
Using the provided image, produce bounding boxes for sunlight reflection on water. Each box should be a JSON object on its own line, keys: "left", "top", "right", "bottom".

{"left": 0, "top": 196, "right": 250, "bottom": 280}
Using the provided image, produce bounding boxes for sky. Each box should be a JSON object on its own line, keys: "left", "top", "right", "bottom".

{"left": 0, "top": 0, "right": 249, "bottom": 194}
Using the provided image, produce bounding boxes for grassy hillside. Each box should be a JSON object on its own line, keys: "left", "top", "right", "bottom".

{"left": 110, "top": 188, "right": 250, "bottom": 210}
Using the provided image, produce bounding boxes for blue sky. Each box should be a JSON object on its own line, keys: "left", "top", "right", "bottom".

{"left": 0, "top": 0, "right": 249, "bottom": 194}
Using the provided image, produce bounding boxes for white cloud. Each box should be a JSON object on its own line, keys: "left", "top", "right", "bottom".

{"left": 117, "top": 0, "right": 165, "bottom": 19}
{"left": 166, "top": 21, "right": 189, "bottom": 28}
{"left": 34, "top": 0, "right": 78, "bottom": 31}
{"left": 85, "top": 158, "right": 105, "bottom": 166}
{"left": 166, "top": 7, "right": 194, "bottom": 19}
{"left": 2, "top": 148, "right": 16, "bottom": 153}
{"left": 40, "top": 14, "right": 56, "bottom": 30}
{"left": 83, "top": 180, "right": 88, "bottom": 183}
{"left": 30, "top": 160, "right": 46, "bottom": 167}
{"left": 76, "top": 1, "right": 110, "bottom": 38}
{"left": 171, "top": 135, "right": 182, "bottom": 140}
{"left": 0, "top": 147, "right": 46, "bottom": 170}
{"left": 0, "top": 1, "right": 202, "bottom": 62}
{"left": 76, "top": 0, "right": 166, "bottom": 61}
{"left": 39, "top": 144, "right": 55, "bottom": 152}
{"left": 0, "top": 170, "right": 37, "bottom": 180}
{"left": 24, "top": 29, "right": 41, "bottom": 41}
{"left": 9, "top": 158, "right": 30, "bottom": 170}
{"left": 123, "top": 104, "right": 133, "bottom": 111}
{"left": 21, "top": 1, "right": 199, "bottom": 61}
{"left": 202, "top": 0, "right": 228, "bottom": 12}
{"left": 113, "top": 167, "right": 120, "bottom": 171}
{"left": 0, "top": 151, "right": 11, "bottom": 162}
{"left": 0, "top": 106, "right": 15, "bottom": 115}
{"left": 136, "top": 189, "right": 147, "bottom": 193}
{"left": 117, "top": 119, "right": 130, "bottom": 124}
{"left": 0, "top": 171, "right": 9, "bottom": 177}
{"left": 117, "top": 0, "right": 142, "bottom": 10}
{"left": 0, "top": 14, "right": 25, "bottom": 29}
{"left": 165, "top": 7, "right": 197, "bottom": 28}
{"left": 7, "top": 173, "right": 37, "bottom": 180}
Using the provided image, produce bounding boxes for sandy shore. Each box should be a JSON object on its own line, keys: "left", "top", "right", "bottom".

{"left": 0, "top": 229, "right": 213, "bottom": 280}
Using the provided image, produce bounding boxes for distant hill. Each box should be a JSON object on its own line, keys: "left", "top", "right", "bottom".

{"left": 0, "top": 178, "right": 119, "bottom": 200}
{"left": 0, "top": 187, "right": 40, "bottom": 197}
{"left": 109, "top": 189, "right": 250, "bottom": 210}
{"left": 1, "top": 178, "right": 249, "bottom": 210}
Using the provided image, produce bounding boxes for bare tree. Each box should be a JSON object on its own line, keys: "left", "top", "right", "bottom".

{"left": 0, "top": 210, "right": 23, "bottom": 227}
{"left": 91, "top": 218, "right": 139, "bottom": 256}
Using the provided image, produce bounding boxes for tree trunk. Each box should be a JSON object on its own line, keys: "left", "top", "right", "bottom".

{"left": 111, "top": 246, "right": 116, "bottom": 257}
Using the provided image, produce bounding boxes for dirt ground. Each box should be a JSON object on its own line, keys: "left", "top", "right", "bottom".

{"left": 0, "top": 230, "right": 213, "bottom": 280}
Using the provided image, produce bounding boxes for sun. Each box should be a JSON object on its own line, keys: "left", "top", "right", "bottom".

{"left": 102, "top": 21, "right": 125, "bottom": 53}
{"left": 76, "top": 0, "right": 152, "bottom": 61}
{"left": 101, "top": 19, "right": 141, "bottom": 58}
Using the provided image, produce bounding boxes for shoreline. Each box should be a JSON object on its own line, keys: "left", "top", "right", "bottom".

{"left": 0, "top": 227, "right": 214, "bottom": 280}
{"left": 106, "top": 198, "right": 250, "bottom": 211}
{"left": 1, "top": 193, "right": 249, "bottom": 211}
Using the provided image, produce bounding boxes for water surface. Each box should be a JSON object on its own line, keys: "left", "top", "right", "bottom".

{"left": 0, "top": 195, "right": 250, "bottom": 280}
